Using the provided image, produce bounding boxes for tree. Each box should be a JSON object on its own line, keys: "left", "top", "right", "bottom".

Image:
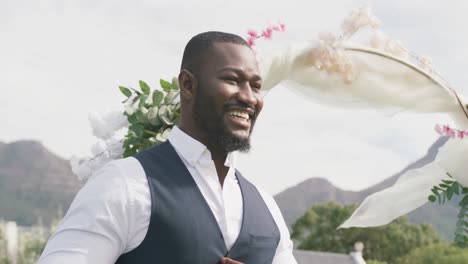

{"left": 0, "top": 227, "right": 11, "bottom": 264}
{"left": 396, "top": 243, "right": 468, "bottom": 264}
{"left": 291, "top": 202, "right": 441, "bottom": 263}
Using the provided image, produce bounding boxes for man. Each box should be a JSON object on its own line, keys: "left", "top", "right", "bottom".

{"left": 39, "top": 31, "right": 296, "bottom": 264}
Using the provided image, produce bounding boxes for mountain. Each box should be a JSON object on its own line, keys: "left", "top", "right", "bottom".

{"left": 274, "top": 136, "right": 460, "bottom": 240}
{"left": 0, "top": 137, "right": 460, "bottom": 240}
{"left": 0, "top": 140, "right": 82, "bottom": 226}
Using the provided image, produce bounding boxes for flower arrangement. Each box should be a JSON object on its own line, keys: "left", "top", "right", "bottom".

{"left": 118, "top": 79, "right": 180, "bottom": 157}
{"left": 309, "top": 6, "right": 468, "bottom": 246}
{"left": 70, "top": 79, "right": 180, "bottom": 180}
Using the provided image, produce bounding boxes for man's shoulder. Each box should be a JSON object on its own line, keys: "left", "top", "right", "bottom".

{"left": 84, "top": 157, "right": 146, "bottom": 192}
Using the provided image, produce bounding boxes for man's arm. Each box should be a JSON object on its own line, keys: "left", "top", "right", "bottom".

{"left": 38, "top": 161, "right": 142, "bottom": 264}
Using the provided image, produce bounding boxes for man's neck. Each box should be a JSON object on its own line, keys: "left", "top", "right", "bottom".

{"left": 178, "top": 124, "right": 231, "bottom": 187}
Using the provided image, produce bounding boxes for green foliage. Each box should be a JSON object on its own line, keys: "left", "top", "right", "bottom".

{"left": 118, "top": 86, "right": 132, "bottom": 97}
{"left": 366, "top": 260, "right": 387, "bottom": 264}
{"left": 0, "top": 228, "right": 11, "bottom": 264}
{"left": 119, "top": 78, "right": 180, "bottom": 157}
{"left": 291, "top": 202, "right": 441, "bottom": 263}
{"left": 0, "top": 215, "right": 62, "bottom": 264}
{"left": 16, "top": 227, "right": 47, "bottom": 264}
{"left": 395, "top": 243, "right": 468, "bottom": 264}
{"left": 428, "top": 173, "right": 468, "bottom": 247}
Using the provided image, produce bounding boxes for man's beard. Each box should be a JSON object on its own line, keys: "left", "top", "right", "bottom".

{"left": 193, "top": 89, "right": 255, "bottom": 153}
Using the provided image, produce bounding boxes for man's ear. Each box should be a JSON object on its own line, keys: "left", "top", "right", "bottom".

{"left": 178, "top": 69, "right": 197, "bottom": 100}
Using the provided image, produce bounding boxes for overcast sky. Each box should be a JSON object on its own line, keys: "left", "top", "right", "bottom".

{"left": 2, "top": 0, "right": 468, "bottom": 194}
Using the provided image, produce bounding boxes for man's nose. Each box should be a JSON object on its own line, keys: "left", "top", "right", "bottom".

{"left": 237, "top": 83, "right": 257, "bottom": 106}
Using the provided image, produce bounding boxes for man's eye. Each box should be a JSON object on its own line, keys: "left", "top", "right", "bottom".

{"left": 252, "top": 83, "right": 262, "bottom": 90}
{"left": 224, "top": 77, "right": 238, "bottom": 84}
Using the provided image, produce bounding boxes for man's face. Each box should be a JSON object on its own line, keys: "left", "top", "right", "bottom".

{"left": 193, "top": 42, "right": 264, "bottom": 153}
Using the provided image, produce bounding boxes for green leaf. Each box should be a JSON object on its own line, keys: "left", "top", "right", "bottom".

{"left": 173, "top": 114, "right": 181, "bottom": 126}
{"left": 130, "top": 87, "right": 142, "bottom": 95}
{"left": 447, "top": 188, "right": 454, "bottom": 200}
{"left": 442, "top": 180, "right": 455, "bottom": 185}
{"left": 129, "top": 124, "right": 144, "bottom": 138}
{"left": 127, "top": 114, "right": 137, "bottom": 124}
{"left": 124, "top": 147, "right": 137, "bottom": 158}
{"left": 428, "top": 195, "right": 437, "bottom": 203}
{"left": 459, "top": 195, "right": 468, "bottom": 207}
{"left": 453, "top": 182, "right": 461, "bottom": 195}
{"left": 134, "top": 106, "right": 148, "bottom": 124}
{"left": 139, "top": 80, "right": 151, "bottom": 95}
{"left": 119, "top": 86, "right": 132, "bottom": 97}
{"left": 164, "top": 90, "right": 179, "bottom": 104}
{"left": 157, "top": 105, "right": 173, "bottom": 125}
{"left": 138, "top": 95, "right": 147, "bottom": 108}
{"left": 174, "top": 102, "right": 181, "bottom": 113}
{"left": 160, "top": 79, "right": 172, "bottom": 93}
{"left": 167, "top": 105, "right": 175, "bottom": 120}
{"left": 161, "top": 114, "right": 174, "bottom": 126}
{"left": 171, "top": 77, "right": 179, "bottom": 90}
{"left": 152, "top": 90, "right": 164, "bottom": 106}
{"left": 126, "top": 136, "right": 140, "bottom": 145}
{"left": 439, "top": 183, "right": 449, "bottom": 189}
{"left": 463, "top": 187, "right": 468, "bottom": 194}
{"left": 148, "top": 107, "right": 161, "bottom": 126}
{"left": 431, "top": 188, "right": 439, "bottom": 196}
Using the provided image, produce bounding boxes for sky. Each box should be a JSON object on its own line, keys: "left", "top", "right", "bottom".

{"left": 2, "top": 0, "right": 468, "bottom": 194}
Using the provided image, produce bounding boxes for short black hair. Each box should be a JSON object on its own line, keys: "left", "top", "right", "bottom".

{"left": 180, "top": 31, "right": 250, "bottom": 72}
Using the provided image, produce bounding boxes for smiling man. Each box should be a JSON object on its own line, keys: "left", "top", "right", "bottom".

{"left": 38, "top": 31, "right": 296, "bottom": 264}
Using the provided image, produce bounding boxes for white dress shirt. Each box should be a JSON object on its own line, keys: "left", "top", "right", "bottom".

{"left": 39, "top": 126, "right": 296, "bottom": 264}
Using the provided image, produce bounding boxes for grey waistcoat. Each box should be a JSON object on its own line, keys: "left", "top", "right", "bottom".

{"left": 116, "top": 141, "right": 280, "bottom": 264}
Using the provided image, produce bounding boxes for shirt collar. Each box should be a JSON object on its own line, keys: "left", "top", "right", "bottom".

{"left": 168, "top": 126, "right": 236, "bottom": 168}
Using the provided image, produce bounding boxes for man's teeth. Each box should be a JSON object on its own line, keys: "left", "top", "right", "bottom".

{"left": 228, "top": 111, "right": 250, "bottom": 120}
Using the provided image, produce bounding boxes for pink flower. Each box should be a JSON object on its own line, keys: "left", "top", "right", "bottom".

{"left": 279, "top": 22, "right": 286, "bottom": 31}
{"left": 247, "top": 30, "right": 258, "bottom": 38}
{"left": 465, "top": 130, "right": 468, "bottom": 136}
{"left": 448, "top": 129, "right": 456, "bottom": 138}
{"left": 434, "top": 124, "right": 443, "bottom": 135}
{"left": 443, "top": 125, "right": 451, "bottom": 134}
{"left": 245, "top": 22, "right": 285, "bottom": 45}
{"left": 458, "top": 131, "right": 465, "bottom": 139}
{"left": 262, "top": 28, "right": 273, "bottom": 39}
{"left": 247, "top": 37, "right": 256, "bottom": 46}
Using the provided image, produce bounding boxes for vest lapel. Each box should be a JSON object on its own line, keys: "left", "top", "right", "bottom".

{"left": 155, "top": 142, "right": 229, "bottom": 253}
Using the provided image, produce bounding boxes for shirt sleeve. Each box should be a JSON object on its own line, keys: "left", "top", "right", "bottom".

{"left": 38, "top": 160, "right": 140, "bottom": 264}
{"left": 258, "top": 189, "right": 298, "bottom": 264}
